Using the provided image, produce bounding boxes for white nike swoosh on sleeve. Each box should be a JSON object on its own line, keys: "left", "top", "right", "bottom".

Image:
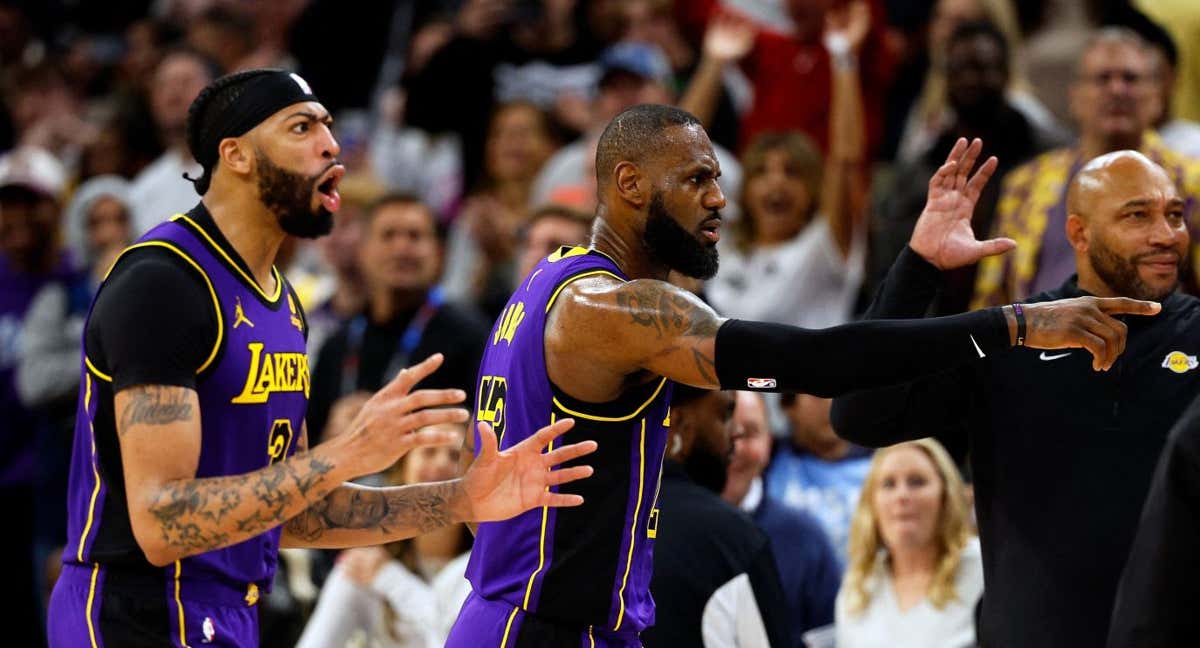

{"left": 1039, "top": 352, "right": 1072, "bottom": 361}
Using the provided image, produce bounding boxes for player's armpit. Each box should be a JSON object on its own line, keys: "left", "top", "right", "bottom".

{"left": 550, "top": 277, "right": 727, "bottom": 390}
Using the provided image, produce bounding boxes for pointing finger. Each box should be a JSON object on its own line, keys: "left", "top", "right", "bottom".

{"left": 1094, "top": 297, "right": 1162, "bottom": 316}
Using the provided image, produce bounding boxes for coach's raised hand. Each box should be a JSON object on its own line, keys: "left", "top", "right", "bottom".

{"left": 1013, "top": 297, "right": 1161, "bottom": 371}
{"left": 910, "top": 137, "right": 1015, "bottom": 269}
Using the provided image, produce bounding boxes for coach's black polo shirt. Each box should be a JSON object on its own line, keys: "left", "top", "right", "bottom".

{"left": 832, "top": 247, "right": 1200, "bottom": 648}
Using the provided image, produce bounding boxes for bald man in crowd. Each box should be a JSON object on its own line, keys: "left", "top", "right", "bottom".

{"left": 832, "top": 149, "right": 1200, "bottom": 647}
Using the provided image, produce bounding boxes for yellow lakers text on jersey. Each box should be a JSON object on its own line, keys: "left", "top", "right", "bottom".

{"left": 231, "top": 342, "right": 310, "bottom": 404}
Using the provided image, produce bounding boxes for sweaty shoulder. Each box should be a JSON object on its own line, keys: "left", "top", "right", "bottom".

{"left": 548, "top": 276, "right": 723, "bottom": 363}
{"left": 86, "top": 246, "right": 219, "bottom": 390}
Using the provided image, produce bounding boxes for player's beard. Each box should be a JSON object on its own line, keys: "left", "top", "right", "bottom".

{"left": 255, "top": 149, "right": 334, "bottom": 239}
{"left": 643, "top": 190, "right": 719, "bottom": 280}
{"left": 1089, "top": 235, "right": 1180, "bottom": 301}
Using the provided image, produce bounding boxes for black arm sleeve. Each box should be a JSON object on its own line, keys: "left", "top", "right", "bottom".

{"left": 829, "top": 246, "right": 975, "bottom": 448}
{"left": 86, "top": 250, "right": 218, "bottom": 391}
{"left": 714, "top": 306, "right": 1007, "bottom": 398}
{"left": 1108, "top": 393, "right": 1200, "bottom": 648}
{"left": 863, "top": 245, "right": 944, "bottom": 319}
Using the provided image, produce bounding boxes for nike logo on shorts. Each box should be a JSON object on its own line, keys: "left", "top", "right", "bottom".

{"left": 1039, "top": 352, "right": 1071, "bottom": 361}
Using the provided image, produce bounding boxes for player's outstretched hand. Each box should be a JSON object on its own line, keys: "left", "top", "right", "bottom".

{"left": 335, "top": 353, "right": 470, "bottom": 477}
{"left": 461, "top": 419, "right": 596, "bottom": 523}
{"left": 1020, "top": 297, "right": 1162, "bottom": 371}
{"left": 910, "top": 137, "right": 1014, "bottom": 270}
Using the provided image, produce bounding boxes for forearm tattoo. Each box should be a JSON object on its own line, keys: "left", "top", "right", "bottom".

{"left": 283, "top": 480, "right": 462, "bottom": 544}
{"left": 119, "top": 386, "right": 193, "bottom": 434}
{"left": 148, "top": 453, "right": 336, "bottom": 554}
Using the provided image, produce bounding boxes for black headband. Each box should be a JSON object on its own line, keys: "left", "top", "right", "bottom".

{"left": 192, "top": 70, "right": 320, "bottom": 170}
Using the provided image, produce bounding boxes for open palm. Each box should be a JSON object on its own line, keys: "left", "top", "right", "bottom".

{"left": 909, "top": 137, "right": 1015, "bottom": 270}
{"left": 462, "top": 420, "right": 595, "bottom": 523}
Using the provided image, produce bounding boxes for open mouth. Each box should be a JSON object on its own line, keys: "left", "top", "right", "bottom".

{"left": 700, "top": 217, "right": 722, "bottom": 243}
{"left": 316, "top": 165, "right": 345, "bottom": 212}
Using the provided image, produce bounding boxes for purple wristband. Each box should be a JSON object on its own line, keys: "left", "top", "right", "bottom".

{"left": 1012, "top": 303, "right": 1026, "bottom": 346}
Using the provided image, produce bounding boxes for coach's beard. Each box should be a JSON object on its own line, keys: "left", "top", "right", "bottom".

{"left": 644, "top": 191, "right": 719, "bottom": 280}
{"left": 255, "top": 149, "right": 334, "bottom": 239}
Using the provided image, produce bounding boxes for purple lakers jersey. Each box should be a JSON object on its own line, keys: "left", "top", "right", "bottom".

{"left": 62, "top": 213, "right": 309, "bottom": 594}
{"left": 467, "top": 246, "right": 674, "bottom": 633}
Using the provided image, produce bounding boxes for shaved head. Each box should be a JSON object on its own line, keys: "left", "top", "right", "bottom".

{"left": 595, "top": 104, "right": 702, "bottom": 191}
{"left": 1065, "top": 149, "right": 1188, "bottom": 301}
{"left": 1067, "top": 150, "right": 1171, "bottom": 219}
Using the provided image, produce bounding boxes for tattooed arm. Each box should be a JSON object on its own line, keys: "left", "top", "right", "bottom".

{"left": 546, "top": 275, "right": 1162, "bottom": 399}
{"left": 116, "top": 385, "right": 353, "bottom": 566}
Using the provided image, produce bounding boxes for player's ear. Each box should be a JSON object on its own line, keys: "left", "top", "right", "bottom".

{"left": 218, "top": 136, "right": 253, "bottom": 177}
{"left": 614, "top": 161, "right": 646, "bottom": 209}
{"left": 1066, "top": 213, "right": 1089, "bottom": 253}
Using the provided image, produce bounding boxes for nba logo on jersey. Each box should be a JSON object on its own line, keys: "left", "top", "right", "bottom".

{"left": 747, "top": 377, "right": 777, "bottom": 389}
{"left": 289, "top": 73, "right": 312, "bottom": 94}
{"left": 202, "top": 617, "right": 215, "bottom": 643}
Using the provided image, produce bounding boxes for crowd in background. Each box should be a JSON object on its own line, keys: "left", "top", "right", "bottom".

{"left": 3, "top": 0, "right": 1200, "bottom": 646}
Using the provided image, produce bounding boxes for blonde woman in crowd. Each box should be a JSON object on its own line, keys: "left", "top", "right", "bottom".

{"left": 835, "top": 439, "right": 983, "bottom": 648}
{"left": 296, "top": 422, "right": 474, "bottom": 648}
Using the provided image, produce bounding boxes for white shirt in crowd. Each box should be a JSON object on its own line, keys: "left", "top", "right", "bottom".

{"left": 834, "top": 538, "right": 984, "bottom": 648}
{"left": 296, "top": 552, "right": 472, "bottom": 648}
{"left": 128, "top": 149, "right": 202, "bottom": 235}
{"left": 707, "top": 217, "right": 866, "bottom": 331}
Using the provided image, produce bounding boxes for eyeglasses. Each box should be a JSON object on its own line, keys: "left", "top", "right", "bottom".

{"left": 1080, "top": 70, "right": 1155, "bottom": 87}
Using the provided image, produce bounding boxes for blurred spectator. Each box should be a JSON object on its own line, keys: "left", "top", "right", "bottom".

{"left": 186, "top": 5, "right": 256, "bottom": 73}
{"left": 708, "top": 129, "right": 865, "bottom": 327}
{"left": 442, "top": 101, "right": 558, "bottom": 316}
{"left": 530, "top": 41, "right": 743, "bottom": 215}
{"left": 307, "top": 195, "right": 489, "bottom": 444}
{"left": 765, "top": 392, "right": 872, "bottom": 566}
{"left": 835, "top": 439, "right": 982, "bottom": 648}
{"left": 722, "top": 391, "right": 841, "bottom": 644}
{"left": 514, "top": 204, "right": 595, "bottom": 280}
{"left": 675, "top": 0, "right": 894, "bottom": 156}
{"left": 869, "top": 21, "right": 1060, "bottom": 315}
{"left": 0, "top": 146, "right": 70, "bottom": 648}
{"left": 973, "top": 28, "right": 1200, "bottom": 307}
{"left": 403, "top": 0, "right": 604, "bottom": 191}
{"left": 616, "top": 0, "right": 742, "bottom": 150}
{"left": 127, "top": 48, "right": 219, "bottom": 234}
{"left": 707, "top": 0, "right": 869, "bottom": 330}
{"left": 369, "top": 85, "right": 463, "bottom": 219}
{"left": 1019, "top": 0, "right": 1098, "bottom": 127}
{"left": 1127, "top": 11, "right": 1200, "bottom": 159}
{"left": 4, "top": 62, "right": 95, "bottom": 167}
{"left": 641, "top": 386, "right": 790, "bottom": 648}
{"left": 297, "top": 422, "right": 474, "bottom": 648}
{"left": 116, "top": 18, "right": 177, "bottom": 95}
{"left": 301, "top": 173, "right": 383, "bottom": 357}
{"left": 1134, "top": 0, "right": 1200, "bottom": 123}
{"left": 895, "top": 0, "right": 1063, "bottom": 163}
{"left": 16, "top": 175, "right": 132, "bottom": 635}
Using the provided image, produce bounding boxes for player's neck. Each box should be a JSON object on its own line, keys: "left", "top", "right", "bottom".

{"left": 591, "top": 216, "right": 670, "bottom": 281}
{"left": 202, "top": 191, "right": 284, "bottom": 293}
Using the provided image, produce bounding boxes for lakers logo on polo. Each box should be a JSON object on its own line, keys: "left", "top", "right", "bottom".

{"left": 231, "top": 342, "right": 310, "bottom": 403}
{"left": 1162, "top": 351, "right": 1198, "bottom": 374}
